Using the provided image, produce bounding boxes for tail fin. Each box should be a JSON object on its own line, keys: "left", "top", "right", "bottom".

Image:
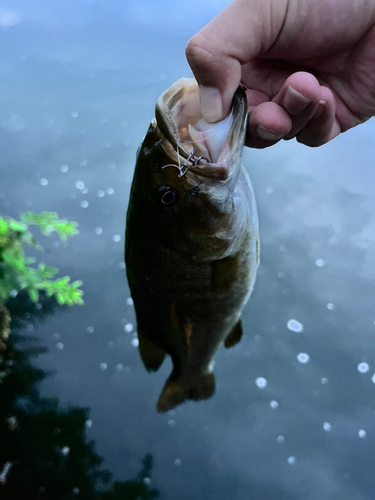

{"left": 156, "top": 372, "right": 215, "bottom": 413}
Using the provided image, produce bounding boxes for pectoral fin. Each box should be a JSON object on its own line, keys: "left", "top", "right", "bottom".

{"left": 224, "top": 319, "right": 243, "bottom": 348}
{"left": 137, "top": 328, "right": 166, "bottom": 372}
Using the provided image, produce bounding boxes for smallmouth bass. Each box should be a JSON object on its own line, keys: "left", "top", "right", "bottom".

{"left": 125, "top": 78, "right": 259, "bottom": 412}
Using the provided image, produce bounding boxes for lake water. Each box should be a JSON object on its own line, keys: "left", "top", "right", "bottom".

{"left": 1, "top": 1, "right": 375, "bottom": 499}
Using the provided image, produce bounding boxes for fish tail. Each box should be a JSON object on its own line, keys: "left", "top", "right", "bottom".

{"left": 156, "top": 372, "right": 215, "bottom": 413}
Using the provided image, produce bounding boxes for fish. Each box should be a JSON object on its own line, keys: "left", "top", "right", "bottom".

{"left": 125, "top": 78, "right": 259, "bottom": 412}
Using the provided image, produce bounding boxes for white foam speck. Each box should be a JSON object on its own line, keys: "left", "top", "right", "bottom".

{"left": 266, "top": 186, "right": 274, "bottom": 194}
{"left": 82, "top": 188, "right": 88, "bottom": 194}
{"left": 323, "top": 422, "right": 332, "bottom": 432}
{"left": 124, "top": 323, "right": 133, "bottom": 333}
{"left": 60, "top": 164, "right": 69, "bottom": 173}
{"left": 359, "top": 429, "right": 366, "bottom": 438}
{"left": 126, "top": 298, "right": 134, "bottom": 306}
{"left": 119, "top": 262, "right": 126, "bottom": 269}
{"left": 56, "top": 342, "right": 64, "bottom": 350}
{"left": 255, "top": 377, "right": 267, "bottom": 389}
{"left": 85, "top": 419, "right": 92, "bottom": 428}
{"left": 53, "top": 333, "right": 60, "bottom": 339}
{"left": 321, "top": 377, "right": 329, "bottom": 385}
{"left": 80, "top": 200, "right": 89, "bottom": 208}
{"left": 358, "top": 362, "right": 369, "bottom": 373}
{"left": 297, "top": 353, "right": 310, "bottom": 364}
{"left": 106, "top": 187, "right": 114, "bottom": 195}
{"left": 168, "top": 419, "right": 175, "bottom": 427}
{"left": 40, "top": 178, "right": 48, "bottom": 186}
{"left": 61, "top": 446, "right": 70, "bottom": 456}
{"left": 116, "top": 364, "right": 124, "bottom": 372}
{"left": 174, "top": 459, "right": 181, "bottom": 466}
{"left": 270, "top": 400, "right": 279, "bottom": 409}
{"left": 112, "top": 234, "right": 121, "bottom": 242}
{"left": 100, "top": 362, "right": 108, "bottom": 371}
{"left": 159, "top": 73, "right": 167, "bottom": 80}
{"left": 143, "top": 477, "right": 151, "bottom": 485}
{"left": 10, "top": 289, "right": 18, "bottom": 298}
{"left": 287, "top": 319, "right": 304, "bottom": 333}
{"left": 277, "top": 435, "right": 285, "bottom": 443}
{"left": 80, "top": 159, "right": 87, "bottom": 166}
{"left": 315, "top": 259, "right": 325, "bottom": 267}
{"left": 75, "top": 181, "right": 85, "bottom": 190}
{"left": 86, "top": 326, "right": 94, "bottom": 334}
{"left": 372, "top": 374, "right": 375, "bottom": 384}
{"left": 98, "top": 190, "right": 105, "bottom": 197}
{"left": 287, "top": 456, "right": 296, "bottom": 465}
{"left": 73, "top": 488, "right": 80, "bottom": 494}
{"left": 70, "top": 111, "right": 78, "bottom": 118}
{"left": 95, "top": 227, "right": 103, "bottom": 235}
{"left": 131, "top": 338, "right": 139, "bottom": 348}
{"left": 327, "top": 303, "right": 335, "bottom": 310}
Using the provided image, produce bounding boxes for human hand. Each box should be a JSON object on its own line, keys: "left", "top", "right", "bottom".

{"left": 185, "top": 0, "right": 375, "bottom": 148}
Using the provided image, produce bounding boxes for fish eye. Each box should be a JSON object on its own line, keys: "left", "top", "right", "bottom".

{"left": 158, "top": 186, "right": 177, "bottom": 206}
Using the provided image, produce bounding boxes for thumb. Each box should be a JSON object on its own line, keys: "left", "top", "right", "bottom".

{"left": 185, "top": 0, "right": 288, "bottom": 122}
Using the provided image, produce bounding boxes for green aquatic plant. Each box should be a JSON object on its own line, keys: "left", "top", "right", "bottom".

{"left": 0, "top": 212, "right": 83, "bottom": 309}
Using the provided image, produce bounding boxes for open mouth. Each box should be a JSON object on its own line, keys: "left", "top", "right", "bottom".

{"left": 156, "top": 79, "right": 246, "bottom": 180}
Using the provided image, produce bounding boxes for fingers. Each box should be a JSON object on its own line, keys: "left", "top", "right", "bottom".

{"left": 185, "top": 0, "right": 288, "bottom": 122}
{"left": 247, "top": 72, "right": 340, "bottom": 148}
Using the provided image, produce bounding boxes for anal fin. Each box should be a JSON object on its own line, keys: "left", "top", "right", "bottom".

{"left": 138, "top": 328, "right": 166, "bottom": 372}
{"left": 224, "top": 319, "right": 243, "bottom": 348}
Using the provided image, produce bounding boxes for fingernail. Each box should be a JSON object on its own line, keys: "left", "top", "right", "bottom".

{"left": 199, "top": 86, "right": 223, "bottom": 122}
{"left": 319, "top": 99, "right": 327, "bottom": 107}
{"left": 283, "top": 86, "right": 312, "bottom": 114}
{"left": 256, "top": 125, "right": 283, "bottom": 141}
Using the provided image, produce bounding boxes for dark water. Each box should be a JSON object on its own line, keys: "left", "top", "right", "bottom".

{"left": 1, "top": 1, "right": 375, "bottom": 499}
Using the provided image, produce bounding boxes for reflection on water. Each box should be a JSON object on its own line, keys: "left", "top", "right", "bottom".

{"left": 0, "top": 296, "right": 159, "bottom": 500}
{"left": 125, "top": 79, "right": 259, "bottom": 411}
{"left": 0, "top": 0, "right": 374, "bottom": 499}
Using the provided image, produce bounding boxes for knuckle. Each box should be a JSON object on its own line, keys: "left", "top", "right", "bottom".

{"left": 185, "top": 34, "right": 216, "bottom": 67}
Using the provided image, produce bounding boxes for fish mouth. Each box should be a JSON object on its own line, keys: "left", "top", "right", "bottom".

{"left": 155, "top": 79, "right": 247, "bottom": 181}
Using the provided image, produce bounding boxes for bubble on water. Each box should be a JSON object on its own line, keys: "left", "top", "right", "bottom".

{"left": 297, "top": 353, "right": 310, "bottom": 364}
{"left": 86, "top": 326, "right": 94, "bottom": 334}
{"left": 119, "top": 262, "right": 126, "bottom": 269}
{"left": 287, "top": 319, "right": 304, "bottom": 333}
{"left": 80, "top": 200, "right": 89, "bottom": 208}
{"left": 27, "top": 324, "right": 34, "bottom": 332}
{"left": 82, "top": 188, "right": 89, "bottom": 195}
{"left": 279, "top": 245, "right": 286, "bottom": 252}
{"left": 100, "top": 362, "right": 108, "bottom": 371}
{"left": 277, "top": 435, "right": 285, "bottom": 443}
{"left": 10, "top": 289, "right": 18, "bottom": 298}
{"left": 116, "top": 364, "right": 124, "bottom": 372}
{"left": 126, "top": 297, "right": 134, "bottom": 306}
{"left": 85, "top": 419, "right": 93, "bottom": 428}
{"left": 321, "top": 377, "right": 329, "bottom": 385}
{"left": 255, "top": 377, "right": 267, "bottom": 389}
{"left": 98, "top": 190, "right": 105, "bottom": 197}
{"left": 56, "top": 342, "right": 64, "bottom": 350}
{"left": 53, "top": 333, "right": 60, "bottom": 339}
{"left": 53, "top": 241, "right": 60, "bottom": 248}
{"left": 358, "top": 362, "right": 369, "bottom": 373}
{"left": 60, "top": 164, "right": 69, "bottom": 173}
{"left": 287, "top": 456, "right": 296, "bottom": 465}
{"left": 106, "top": 187, "right": 114, "bottom": 195}
{"left": 270, "top": 400, "right": 279, "bottom": 409}
{"left": 35, "top": 303, "right": 42, "bottom": 310}
{"left": 315, "top": 259, "right": 325, "bottom": 267}
{"left": 80, "top": 159, "right": 87, "bottom": 166}
{"left": 75, "top": 181, "right": 85, "bottom": 190}
{"left": 327, "top": 303, "right": 335, "bottom": 310}
{"left": 61, "top": 446, "right": 70, "bottom": 456}
{"left": 124, "top": 323, "right": 133, "bottom": 333}
{"left": 359, "top": 429, "right": 366, "bottom": 438}
{"left": 73, "top": 488, "right": 80, "bottom": 495}
{"left": 40, "top": 178, "right": 48, "bottom": 186}
{"left": 323, "top": 422, "right": 332, "bottom": 432}
{"left": 124, "top": 366, "right": 131, "bottom": 373}
{"left": 70, "top": 111, "right": 78, "bottom": 118}
{"left": 95, "top": 227, "right": 103, "bottom": 235}
{"left": 159, "top": 73, "right": 167, "bottom": 80}
{"left": 168, "top": 419, "right": 175, "bottom": 427}
{"left": 131, "top": 338, "right": 139, "bottom": 348}
{"left": 372, "top": 374, "right": 375, "bottom": 384}
{"left": 143, "top": 477, "right": 151, "bottom": 485}
{"left": 266, "top": 186, "right": 274, "bottom": 194}
{"left": 174, "top": 459, "right": 181, "bottom": 466}
{"left": 112, "top": 234, "right": 121, "bottom": 242}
